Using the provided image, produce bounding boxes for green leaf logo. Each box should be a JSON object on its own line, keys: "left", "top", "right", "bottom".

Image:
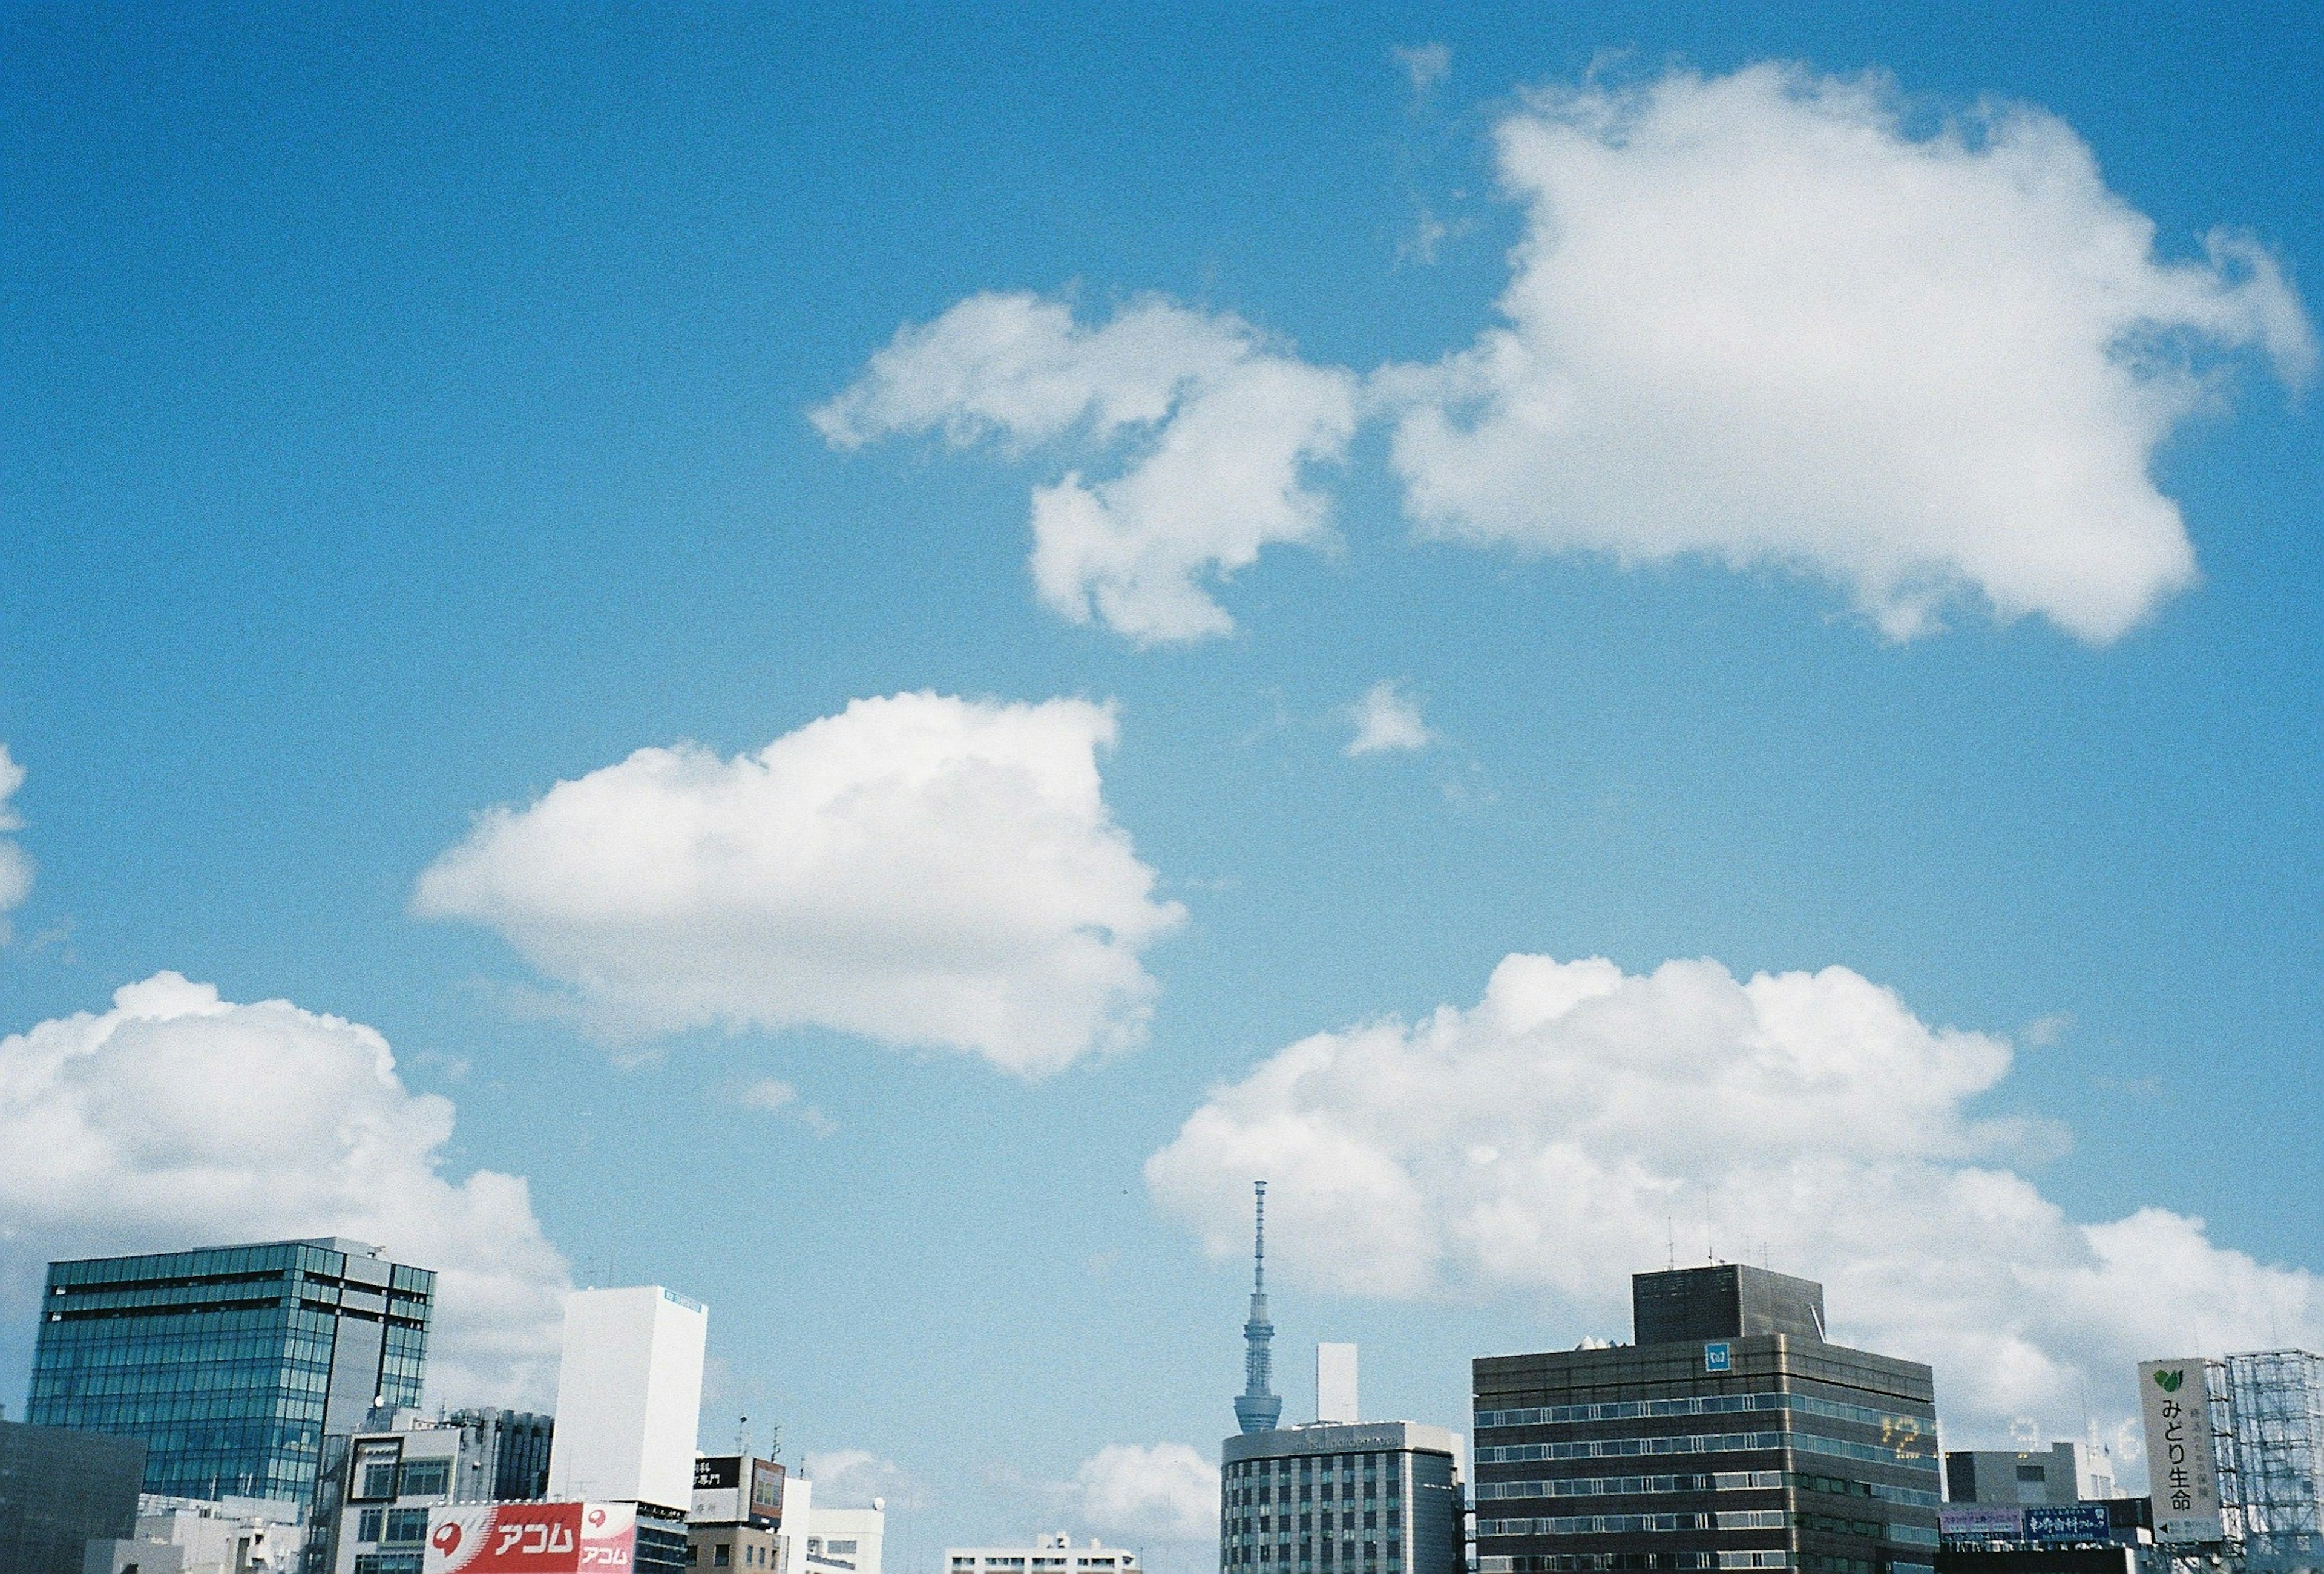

{"left": 2155, "top": 1369, "right": 2185, "bottom": 1393}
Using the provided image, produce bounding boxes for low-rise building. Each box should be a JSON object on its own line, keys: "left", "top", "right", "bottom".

{"left": 947, "top": 1533, "right": 1139, "bottom": 1574}
{"left": 86, "top": 1496, "right": 304, "bottom": 1574}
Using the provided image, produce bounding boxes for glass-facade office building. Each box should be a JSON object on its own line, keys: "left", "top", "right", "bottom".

{"left": 24, "top": 1238, "right": 433, "bottom": 1506}
{"left": 1474, "top": 1267, "right": 1940, "bottom": 1574}
{"left": 1221, "top": 1420, "right": 1466, "bottom": 1574}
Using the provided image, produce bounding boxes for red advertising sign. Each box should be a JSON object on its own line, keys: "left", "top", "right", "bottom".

{"left": 425, "top": 1503, "right": 637, "bottom": 1574}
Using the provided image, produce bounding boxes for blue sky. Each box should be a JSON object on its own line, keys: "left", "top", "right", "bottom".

{"left": 2, "top": 4, "right": 2320, "bottom": 1569}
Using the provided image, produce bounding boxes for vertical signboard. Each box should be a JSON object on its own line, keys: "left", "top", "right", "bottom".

{"left": 2139, "top": 1360, "right": 2225, "bottom": 1543}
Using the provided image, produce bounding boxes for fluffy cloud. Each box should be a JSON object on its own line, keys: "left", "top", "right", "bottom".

{"left": 804, "top": 1449, "right": 927, "bottom": 1510}
{"left": 1146, "top": 954, "right": 2321, "bottom": 1443}
{"left": 813, "top": 293, "right": 1359, "bottom": 643}
{"left": 1069, "top": 1443, "right": 1220, "bottom": 1543}
{"left": 822, "top": 65, "right": 2310, "bottom": 644}
{"left": 415, "top": 693, "right": 1183, "bottom": 1076}
{"left": 1388, "top": 64, "right": 2313, "bottom": 640}
{"left": 0, "top": 974, "right": 570, "bottom": 1406}
{"left": 1344, "top": 681, "right": 1434, "bottom": 757}
{"left": 0, "top": 747, "right": 32, "bottom": 936}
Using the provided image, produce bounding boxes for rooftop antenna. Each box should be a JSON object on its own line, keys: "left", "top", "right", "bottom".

{"left": 1666, "top": 1215, "right": 1675, "bottom": 1271}
{"left": 735, "top": 1414, "right": 749, "bottom": 1452}
{"left": 1233, "top": 1181, "right": 1282, "bottom": 1434}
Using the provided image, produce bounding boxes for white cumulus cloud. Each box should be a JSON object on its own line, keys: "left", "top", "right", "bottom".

{"left": 822, "top": 65, "right": 2309, "bottom": 646}
{"left": 804, "top": 1449, "right": 927, "bottom": 1510}
{"left": 1388, "top": 64, "right": 2314, "bottom": 641}
{"left": 813, "top": 293, "right": 1359, "bottom": 644}
{"left": 0, "top": 973, "right": 570, "bottom": 1406}
{"left": 1069, "top": 1443, "right": 1220, "bottom": 1543}
{"left": 1146, "top": 953, "right": 2321, "bottom": 1444}
{"left": 415, "top": 692, "right": 1184, "bottom": 1077}
{"left": 1344, "top": 681, "right": 1435, "bottom": 756}
{"left": 0, "top": 746, "right": 33, "bottom": 936}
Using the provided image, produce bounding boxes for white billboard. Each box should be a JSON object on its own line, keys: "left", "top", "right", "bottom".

{"left": 2139, "top": 1359, "right": 2225, "bottom": 1543}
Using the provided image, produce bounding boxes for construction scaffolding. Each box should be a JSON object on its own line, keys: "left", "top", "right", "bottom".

{"left": 2222, "top": 1351, "right": 2324, "bottom": 1574}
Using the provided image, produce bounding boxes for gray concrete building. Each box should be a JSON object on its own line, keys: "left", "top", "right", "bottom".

{"left": 1474, "top": 1265, "right": 1940, "bottom": 1574}
{"left": 0, "top": 1418, "right": 145, "bottom": 1574}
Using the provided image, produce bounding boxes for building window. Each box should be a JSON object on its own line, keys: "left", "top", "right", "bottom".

{"left": 717, "top": 1547, "right": 732, "bottom": 1567}
{"left": 358, "top": 1510, "right": 384, "bottom": 1543}
{"left": 399, "top": 1460, "right": 451, "bottom": 1497}
{"left": 384, "top": 1508, "right": 430, "bottom": 1543}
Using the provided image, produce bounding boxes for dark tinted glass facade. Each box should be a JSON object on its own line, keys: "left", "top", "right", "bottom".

{"left": 25, "top": 1239, "right": 433, "bottom": 1506}
{"left": 0, "top": 1418, "right": 145, "bottom": 1574}
{"left": 1475, "top": 1334, "right": 1939, "bottom": 1574}
{"left": 1221, "top": 1422, "right": 1465, "bottom": 1574}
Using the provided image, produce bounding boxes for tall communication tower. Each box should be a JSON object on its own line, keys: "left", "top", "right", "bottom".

{"left": 1233, "top": 1181, "right": 1282, "bottom": 1434}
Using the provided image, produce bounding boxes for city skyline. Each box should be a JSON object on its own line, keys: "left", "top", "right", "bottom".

{"left": 3, "top": 6, "right": 2321, "bottom": 1574}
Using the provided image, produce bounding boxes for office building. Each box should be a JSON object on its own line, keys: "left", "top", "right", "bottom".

{"left": 689, "top": 1455, "right": 787, "bottom": 1573}
{"left": 947, "top": 1534, "right": 1138, "bottom": 1574}
{"left": 1473, "top": 1265, "right": 1942, "bottom": 1574}
{"left": 447, "top": 1410, "right": 557, "bottom": 1504}
{"left": 1222, "top": 1421, "right": 1465, "bottom": 1574}
{"left": 25, "top": 1239, "right": 433, "bottom": 1506}
{"left": 1942, "top": 1448, "right": 2107, "bottom": 1510}
{"left": 692, "top": 1468, "right": 885, "bottom": 1574}
{"left": 547, "top": 1287, "right": 706, "bottom": 1514}
{"left": 309, "top": 1408, "right": 557, "bottom": 1574}
{"left": 1217, "top": 1197, "right": 1466, "bottom": 1574}
{"left": 0, "top": 1418, "right": 145, "bottom": 1574}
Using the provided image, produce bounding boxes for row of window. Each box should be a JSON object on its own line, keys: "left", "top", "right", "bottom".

{"left": 352, "top": 1556, "right": 424, "bottom": 1574}
{"left": 1480, "top": 1431, "right": 1785, "bottom": 1465}
{"left": 355, "top": 1507, "right": 432, "bottom": 1544}
{"left": 1223, "top": 1541, "right": 1399, "bottom": 1566}
{"left": 1477, "top": 1395, "right": 1929, "bottom": 1438}
{"left": 1477, "top": 1510, "right": 1788, "bottom": 1536}
{"left": 356, "top": 1460, "right": 453, "bottom": 1500}
{"left": 1228, "top": 1481, "right": 1397, "bottom": 1507}
{"left": 1477, "top": 1472, "right": 1785, "bottom": 1501}
{"left": 1226, "top": 1512, "right": 1395, "bottom": 1536}
{"left": 1479, "top": 1553, "right": 1789, "bottom": 1572}
{"left": 1481, "top": 1432, "right": 1937, "bottom": 1474}
{"left": 1227, "top": 1454, "right": 1397, "bottom": 1478}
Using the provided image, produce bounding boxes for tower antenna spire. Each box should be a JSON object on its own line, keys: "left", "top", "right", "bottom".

{"left": 1234, "top": 1180, "right": 1282, "bottom": 1434}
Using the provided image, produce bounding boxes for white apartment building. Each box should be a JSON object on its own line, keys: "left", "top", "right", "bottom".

{"left": 946, "top": 1535, "right": 1140, "bottom": 1574}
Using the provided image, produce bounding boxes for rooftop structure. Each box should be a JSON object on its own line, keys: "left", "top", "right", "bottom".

{"left": 1237, "top": 1183, "right": 1283, "bottom": 1435}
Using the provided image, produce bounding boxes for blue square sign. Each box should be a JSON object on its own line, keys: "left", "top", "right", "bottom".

{"left": 1704, "top": 1341, "right": 1732, "bottom": 1372}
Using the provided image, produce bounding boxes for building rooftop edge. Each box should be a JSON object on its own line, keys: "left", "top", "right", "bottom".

{"left": 1473, "top": 1331, "right": 1931, "bottom": 1373}
{"left": 1221, "top": 1420, "right": 1460, "bottom": 1462}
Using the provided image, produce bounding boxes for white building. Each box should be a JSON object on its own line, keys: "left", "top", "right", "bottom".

{"left": 689, "top": 1464, "right": 887, "bottom": 1574}
{"left": 1317, "top": 1344, "right": 1359, "bottom": 1426}
{"left": 84, "top": 1497, "right": 303, "bottom": 1574}
{"left": 804, "top": 1506, "right": 886, "bottom": 1574}
{"left": 947, "top": 1535, "right": 1138, "bottom": 1574}
{"left": 546, "top": 1286, "right": 709, "bottom": 1512}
